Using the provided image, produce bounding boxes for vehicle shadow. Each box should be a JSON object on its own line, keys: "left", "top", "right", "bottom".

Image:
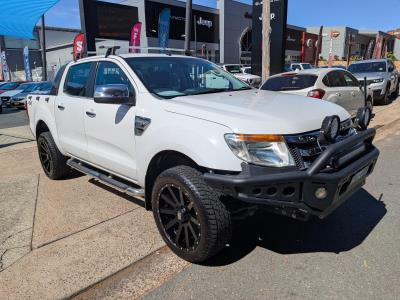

{"left": 204, "top": 189, "right": 386, "bottom": 266}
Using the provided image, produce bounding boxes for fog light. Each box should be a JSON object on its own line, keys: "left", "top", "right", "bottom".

{"left": 315, "top": 187, "right": 328, "bottom": 199}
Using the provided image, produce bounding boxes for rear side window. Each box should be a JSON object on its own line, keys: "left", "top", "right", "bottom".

{"left": 342, "top": 71, "right": 359, "bottom": 87}
{"left": 261, "top": 74, "right": 318, "bottom": 91}
{"left": 64, "top": 63, "right": 93, "bottom": 97}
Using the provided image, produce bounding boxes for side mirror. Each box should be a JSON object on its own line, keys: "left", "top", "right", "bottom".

{"left": 94, "top": 84, "right": 135, "bottom": 105}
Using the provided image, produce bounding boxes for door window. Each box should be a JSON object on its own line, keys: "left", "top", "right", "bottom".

{"left": 342, "top": 71, "right": 359, "bottom": 87}
{"left": 95, "top": 61, "right": 134, "bottom": 98}
{"left": 326, "top": 71, "right": 347, "bottom": 87}
{"left": 64, "top": 62, "right": 93, "bottom": 97}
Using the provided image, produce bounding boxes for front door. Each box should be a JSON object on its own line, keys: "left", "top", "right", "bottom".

{"left": 342, "top": 71, "right": 365, "bottom": 115}
{"left": 55, "top": 62, "right": 95, "bottom": 160}
{"left": 84, "top": 60, "right": 138, "bottom": 180}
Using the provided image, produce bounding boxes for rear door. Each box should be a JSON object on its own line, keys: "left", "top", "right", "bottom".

{"left": 55, "top": 62, "right": 95, "bottom": 160}
{"left": 322, "top": 70, "right": 350, "bottom": 111}
{"left": 84, "top": 60, "right": 138, "bottom": 180}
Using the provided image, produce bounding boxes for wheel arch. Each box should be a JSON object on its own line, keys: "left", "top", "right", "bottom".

{"left": 144, "top": 150, "right": 202, "bottom": 210}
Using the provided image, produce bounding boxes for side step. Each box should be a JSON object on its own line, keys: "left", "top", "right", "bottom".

{"left": 67, "top": 159, "right": 145, "bottom": 198}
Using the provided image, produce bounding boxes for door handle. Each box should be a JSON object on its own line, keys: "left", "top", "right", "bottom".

{"left": 335, "top": 92, "right": 342, "bottom": 97}
{"left": 85, "top": 110, "right": 96, "bottom": 118}
{"left": 57, "top": 104, "right": 65, "bottom": 110}
{"left": 351, "top": 91, "right": 356, "bottom": 97}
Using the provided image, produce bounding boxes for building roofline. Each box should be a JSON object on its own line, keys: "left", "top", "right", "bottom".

{"left": 35, "top": 26, "right": 81, "bottom": 33}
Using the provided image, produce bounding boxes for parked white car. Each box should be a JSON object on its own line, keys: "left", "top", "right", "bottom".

{"left": 285, "top": 62, "right": 313, "bottom": 71}
{"left": 28, "top": 54, "right": 379, "bottom": 262}
{"left": 220, "top": 64, "right": 261, "bottom": 87}
{"left": 261, "top": 68, "right": 373, "bottom": 117}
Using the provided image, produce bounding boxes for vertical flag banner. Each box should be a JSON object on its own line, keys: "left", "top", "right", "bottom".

{"left": 73, "top": 33, "right": 85, "bottom": 60}
{"left": 158, "top": 8, "right": 171, "bottom": 49}
{"left": 1, "top": 51, "right": 9, "bottom": 81}
{"left": 23, "top": 46, "right": 32, "bottom": 81}
{"left": 129, "top": 22, "right": 142, "bottom": 53}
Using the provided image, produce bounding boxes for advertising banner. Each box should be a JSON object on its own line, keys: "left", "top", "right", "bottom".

{"left": 158, "top": 8, "right": 171, "bottom": 49}
{"left": 372, "top": 34, "right": 383, "bottom": 59}
{"left": 73, "top": 33, "right": 85, "bottom": 60}
{"left": 23, "top": 46, "right": 32, "bottom": 82}
{"left": 129, "top": 22, "right": 142, "bottom": 53}
{"left": 1, "top": 51, "right": 9, "bottom": 81}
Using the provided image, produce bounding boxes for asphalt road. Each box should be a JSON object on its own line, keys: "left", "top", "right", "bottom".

{"left": 0, "top": 107, "right": 29, "bottom": 129}
{"left": 144, "top": 134, "right": 400, "bottom": 299}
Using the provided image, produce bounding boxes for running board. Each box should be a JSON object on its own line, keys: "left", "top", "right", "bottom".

{"left": 67, "top": 159, "right": 145, "bottom": 198}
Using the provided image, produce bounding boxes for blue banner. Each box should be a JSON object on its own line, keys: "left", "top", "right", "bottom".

{"left": 158, "top": 8, "right": 171, "bottom": 49}
{"left": 23, "top": 46, "right": 32, "bottom": 82}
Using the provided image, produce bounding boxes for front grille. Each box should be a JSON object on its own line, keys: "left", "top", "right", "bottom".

{"left": 285, "top": 120, "right": 356, "bottom": 170}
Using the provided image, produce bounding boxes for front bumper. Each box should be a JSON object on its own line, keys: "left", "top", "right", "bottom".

{"left": 204, "top": 129, "right": 379, "bottom": 221}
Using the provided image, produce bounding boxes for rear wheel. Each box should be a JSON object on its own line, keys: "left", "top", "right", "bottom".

{"left": 152, "top": 166, "right": 232, "bottom": 263}
{"left": 37, "top": 132, "right": 70, "bottom": 179}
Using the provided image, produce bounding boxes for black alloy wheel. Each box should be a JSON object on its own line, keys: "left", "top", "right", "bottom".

{"left": 38, "top": 137, "right": 53, "bottom": 174}
{"left": 157, "top": 184, "right": 201, "bottom": 252}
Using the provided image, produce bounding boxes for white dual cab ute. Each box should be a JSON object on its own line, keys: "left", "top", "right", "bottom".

{"left": 28, "top": 53, "right": 379, "bottom": 262}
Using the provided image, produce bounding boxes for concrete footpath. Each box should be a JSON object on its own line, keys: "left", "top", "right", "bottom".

{"left": 0, "top": 99, "right": 399, "bottom": 299}
{"left": 0, "top": 130, "right": 188, "bottom": 299}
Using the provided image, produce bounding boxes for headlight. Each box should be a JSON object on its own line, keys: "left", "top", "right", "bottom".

{"left": 371, "top": 78, "right": 384, "bottom": 84}
{"left": 224, "top": 134, "right": 295, "bottom": 167}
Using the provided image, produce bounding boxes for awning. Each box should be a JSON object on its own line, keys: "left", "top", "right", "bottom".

{"left": 0, "top": 0, "right": 61, "bottom": 40}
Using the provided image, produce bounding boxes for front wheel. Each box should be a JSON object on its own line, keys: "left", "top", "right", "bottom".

{"left": 391, "top": 83, "right": 399, "bottom": 99}
{"left": 151, "top": 166, "right": 232, "bottom": 263}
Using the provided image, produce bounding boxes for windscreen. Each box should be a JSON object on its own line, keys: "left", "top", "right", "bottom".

{"left": 348, "top": 61, "right": 386, "bottom": 73}
{"left": 261, "top": 74, "right": 318, "bottom": 91}
{"left": 125, "top": 57, "right": 250, "bottom": 98}
{"left": 301, "top": 63, "right": 312, "bottom": 70}
{"left": 1, "top": 82, "right": 19, "bottom": 90}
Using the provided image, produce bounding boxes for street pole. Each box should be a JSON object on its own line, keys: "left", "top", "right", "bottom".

{"left": 184, "top": 0, "right": 192, "bottom": 55}
{"left": 41, "top": 16, "right": 47, "bottom": 81}
{"left": 346, "top": 33, "right": 353, "bottom": 68}
{"left": 328, "top": 32, "right": 333, "bottom": 68}
{"left": 194, "top": 15, "right": 197, "bottom": 57}
{"left": 261, "top": 0, "right": 270, "bottom": 81}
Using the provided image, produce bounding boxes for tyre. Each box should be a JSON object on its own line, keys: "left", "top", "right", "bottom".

{"left": 391, "top": 83, "right": 399, "bottom": 99}
{"left": 151, "top": 166, "right": 232, "bottom": 263}
{"left": 37, "top": 131, "right": 70, "bottom": 179}
{"left": 0, "top": 105, "right": 2, "bottom": 114}
{"left": 381, "top": 85, "right": 391, "bottom": 105}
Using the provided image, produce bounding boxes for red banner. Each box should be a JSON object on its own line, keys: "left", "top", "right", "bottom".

{"left": 73, "top": 33, "right": 85, "bottom": 60}
{"left": 129, "top": 22, "right": 142, "bottom": 53}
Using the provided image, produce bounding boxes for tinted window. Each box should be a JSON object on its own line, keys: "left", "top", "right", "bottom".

{"left": 301, "top": 63, "right": 312, "bottom": 70}
{"left": 50, "top": 65, "right": 67, "bottom": 95}
{"left": 225, "top": 65, "right": 242, "bottom": 74}
{"left": 64, "top": 63, "right": 93, "bottom": 97}
{"left": 342, "top": 72, "right": 359, "bottom": 87}
{"left": 292, "top": 64, "right": 301, "bottom": 71}
{"left": 322, "top": 75, "right": 330, "bottom": 87}
{"left": 348, "top": 61, "right": 386, "bottom": 73}
{"left": 327, "top": 71, "right": 347, "bottom": 87}
{"left": 261, "top": 74, "right": 318, "bottom": 91}
{"left": 95, "top": 61, "right": 134, "bottom": 97}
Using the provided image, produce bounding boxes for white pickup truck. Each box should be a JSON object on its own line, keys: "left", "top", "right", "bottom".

{"left": 28, "top": 53, "right": 379, "bottom": 262}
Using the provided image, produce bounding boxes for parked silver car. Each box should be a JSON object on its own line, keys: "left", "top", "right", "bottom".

{"left": 348, "top": 59, "right": 399, "bottom": 105}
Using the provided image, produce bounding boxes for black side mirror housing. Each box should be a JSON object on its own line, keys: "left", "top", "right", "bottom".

{"left": 94, "top": 84, "right": 135, "bottom": 105}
